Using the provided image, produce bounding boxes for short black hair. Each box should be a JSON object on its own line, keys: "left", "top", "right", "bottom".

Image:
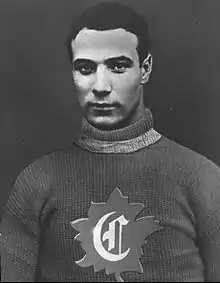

{"left": 66, "top": 2, "right": 152, "bottom": 65}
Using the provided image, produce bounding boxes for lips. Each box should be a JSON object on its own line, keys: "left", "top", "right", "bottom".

{"left": 91, "top": 103, "right": 116, "bottom": 110}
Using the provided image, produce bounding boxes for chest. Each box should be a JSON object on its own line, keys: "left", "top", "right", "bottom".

{"left": 38, "top": 159, "right": 202, "bottom": 281}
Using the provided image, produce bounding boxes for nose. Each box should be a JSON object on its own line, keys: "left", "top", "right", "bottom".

{"left": 92, "top": 65, "right": 112, "bottom": 97}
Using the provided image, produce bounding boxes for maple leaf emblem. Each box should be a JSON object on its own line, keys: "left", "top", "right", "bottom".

{"left": 71, "top": 188, "right": 163, "bottom": 282}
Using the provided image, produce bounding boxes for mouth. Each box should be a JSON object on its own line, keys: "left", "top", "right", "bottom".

{"left": 91, "top": 103, "right": 116, "bottom": 111}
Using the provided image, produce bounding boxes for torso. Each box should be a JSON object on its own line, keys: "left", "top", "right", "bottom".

{"left": 36, "top": 140, "right": 204, "bottom": 282}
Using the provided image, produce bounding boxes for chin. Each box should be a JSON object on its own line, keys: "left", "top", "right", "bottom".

{"left": 88, "top": 116, "right": 122, "bottom": 131}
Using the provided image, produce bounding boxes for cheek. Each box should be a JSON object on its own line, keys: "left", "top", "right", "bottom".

{"left": 73, "top": 72, "right": 93, "bottom": 93}
{"left": 112, "top": 71, "right": 141, "bottom": 98}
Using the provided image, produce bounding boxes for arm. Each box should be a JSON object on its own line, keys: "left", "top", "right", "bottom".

{"left": 193, "top": 160, "right": 220, "bottom": 281}
{"left": 0, "top": 165, "right": 42, "bottom": 282}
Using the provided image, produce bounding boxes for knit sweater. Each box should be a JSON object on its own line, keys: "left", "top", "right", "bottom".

{"left": 1, "top": 108, "right": 220, "bottom": 282}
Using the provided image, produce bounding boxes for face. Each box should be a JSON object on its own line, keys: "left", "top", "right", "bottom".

{"left": 72, "top": 28, "right": 151, "bottom": 130}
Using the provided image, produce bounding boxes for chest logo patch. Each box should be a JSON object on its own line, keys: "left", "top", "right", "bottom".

{"left": 71, "top": 188, "right": 163, "bottom": 282}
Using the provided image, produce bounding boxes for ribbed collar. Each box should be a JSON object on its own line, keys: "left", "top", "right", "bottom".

{"left": 74, "top": 108, "right": 161, "bottom": 153}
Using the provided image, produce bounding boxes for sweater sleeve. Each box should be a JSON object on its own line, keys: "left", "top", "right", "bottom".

{"left": 192, "top": 159, "right": 220, "bottom": 281}
{"left": 0, "top": 161, "right": 48, "bottom": 282}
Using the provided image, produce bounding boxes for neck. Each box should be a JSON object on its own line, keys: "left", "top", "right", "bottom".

{"left": 74, "top": 108, "right": 162, "bottom": 154}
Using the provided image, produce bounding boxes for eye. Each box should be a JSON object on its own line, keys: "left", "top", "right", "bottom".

{"left": 111, "top": 62, "right": 129, "bottom": 73}
{"left": 78, "top": 66, "right": 94, "bottom": 75}
{"left": 74, "top": 63, "right": 96, "bottom": 75}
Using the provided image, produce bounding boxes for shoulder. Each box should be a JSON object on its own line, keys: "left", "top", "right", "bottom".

{"left": 153, "top": 135, "right": 220, "bottom": 190}
{"left": 25, "top": 143, "right": 79, "bottom": 171}
{"left": 4, "top": 144, "right": 80, "bottom": 218}
{"left": 14, "top": 144, "right": 80, "bottom": 194}
{"left": 161, "top": 136, "right": 219, "bottom": 171}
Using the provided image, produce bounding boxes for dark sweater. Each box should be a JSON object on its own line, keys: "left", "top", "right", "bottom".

{"left": 1, "top": 109, "right": 220, "bottom": 282}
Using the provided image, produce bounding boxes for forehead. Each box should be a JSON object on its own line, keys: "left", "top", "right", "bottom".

{"left": 72, "top": 28, "right": 139, "bottom": 61}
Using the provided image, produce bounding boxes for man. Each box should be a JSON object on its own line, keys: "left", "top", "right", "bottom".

{"left": 1, "top": 2, "right": 220, "bottom": 282}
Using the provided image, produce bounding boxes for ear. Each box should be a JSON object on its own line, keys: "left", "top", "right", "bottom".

{"left": 140, "top": 53, "right": 153, "bottom": 84}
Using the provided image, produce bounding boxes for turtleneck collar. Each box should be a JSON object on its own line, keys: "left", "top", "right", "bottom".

{"left": 74, "top": 108, "right": 161, "bottom": 154}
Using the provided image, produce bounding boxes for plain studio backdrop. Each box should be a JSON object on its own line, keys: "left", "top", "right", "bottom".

{"left": 0, "top": 0, "right": 219, "bottom": 217}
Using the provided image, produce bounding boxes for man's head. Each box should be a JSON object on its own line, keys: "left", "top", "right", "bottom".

{"left": 67, "top": 2, "right": 153, "bottom": 130}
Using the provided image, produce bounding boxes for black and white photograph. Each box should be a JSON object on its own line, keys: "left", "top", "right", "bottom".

{"left": 0, "top": 0, "right": 220, "bottom": 281}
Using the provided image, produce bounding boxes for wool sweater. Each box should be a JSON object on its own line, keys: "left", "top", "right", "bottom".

{"left": 1, "top": 109, "right": 220, "bottom": 282}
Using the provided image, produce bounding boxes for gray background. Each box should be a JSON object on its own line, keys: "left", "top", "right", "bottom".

{"left": 0, "top": 0, "right": 219, "bottom": 217}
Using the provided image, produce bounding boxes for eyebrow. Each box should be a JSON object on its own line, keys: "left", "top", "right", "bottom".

{"left": 74, "top": 56, "right": 134, "bottom": 66}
